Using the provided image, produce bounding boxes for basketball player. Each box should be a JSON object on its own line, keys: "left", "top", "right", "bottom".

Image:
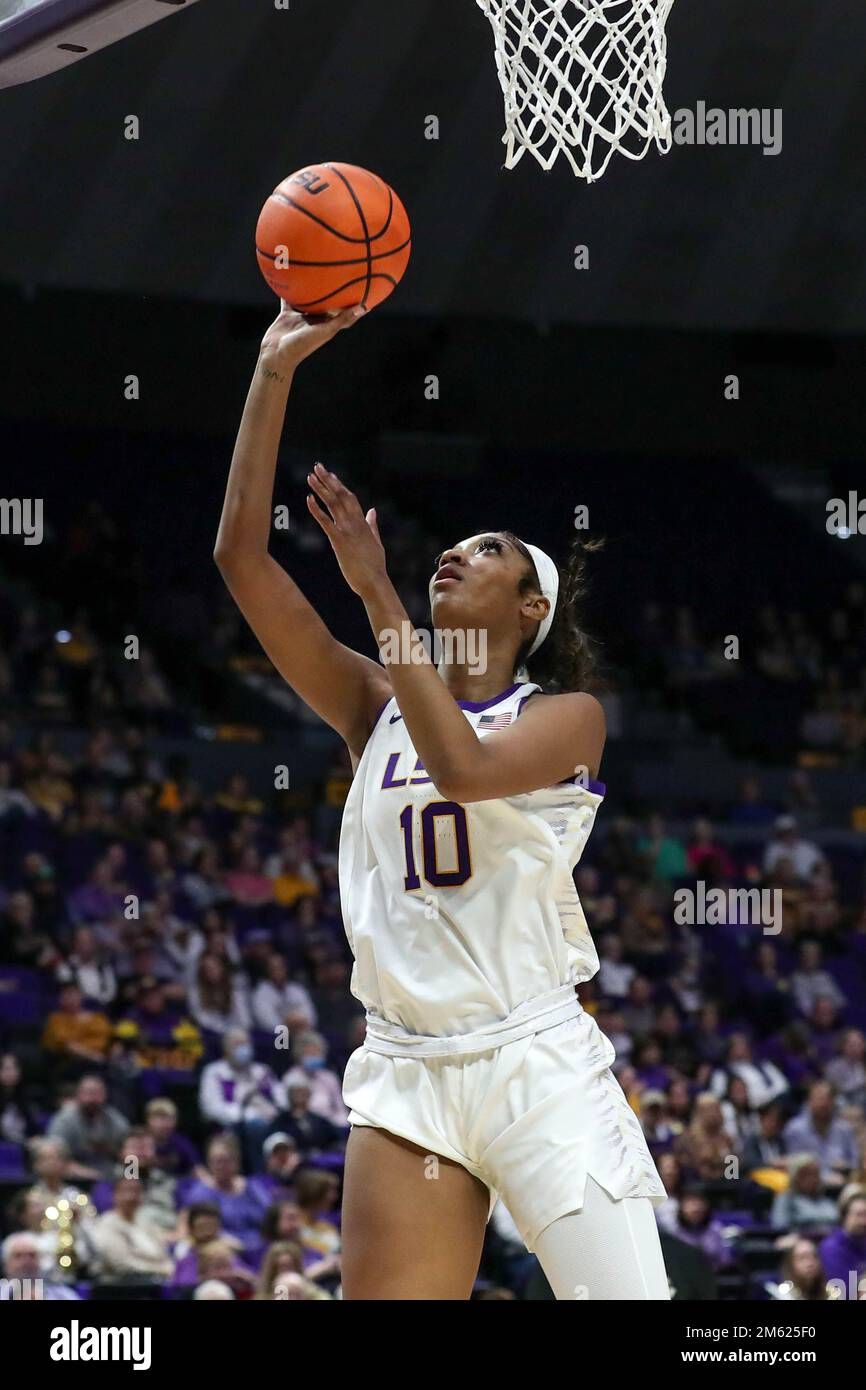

{"left": 215, "top": 303, "right": 669, "bottom": 1300}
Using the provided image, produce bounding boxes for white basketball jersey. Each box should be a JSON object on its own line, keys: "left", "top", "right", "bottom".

{"left": 338, "top": 681, "right": 605, "bottom": 1038}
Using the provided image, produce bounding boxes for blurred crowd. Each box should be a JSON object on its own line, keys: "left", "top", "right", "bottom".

{"left": 1, "top": 716, "right": 865, "bottom": 1301}
{"left": 638, "top": 585, "right": 866, "bottom": 758}
{"left": 1, "top": 497, "right": 865, "bottom": 1300}
{"left": 3, "top": 500, "right": 866, "bottom": 763}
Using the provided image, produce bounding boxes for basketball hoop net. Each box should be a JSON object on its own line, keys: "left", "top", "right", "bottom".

{"left": 476, "top": 0, "right": 677, "bottom": 182}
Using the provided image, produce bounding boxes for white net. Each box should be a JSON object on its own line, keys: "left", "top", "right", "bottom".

{"left": 476, "top": 0, "right": 677, "bottom": 182}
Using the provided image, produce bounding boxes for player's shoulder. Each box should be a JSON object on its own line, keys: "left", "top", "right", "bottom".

{"left": 519, "top": 688, "right": 606, "bottom": 730}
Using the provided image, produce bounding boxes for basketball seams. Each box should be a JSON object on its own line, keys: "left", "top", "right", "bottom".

{"left": 255, "top": 235, "right": 411, "bottom": 269}
{"left": 268, "top": 191, "right": 369, "bottom": 246}
{"left": 323, "top": 163, "right": 373, "bottom": 307}
{"left": 289, "top": 272, "right": 399, "bottom": 311}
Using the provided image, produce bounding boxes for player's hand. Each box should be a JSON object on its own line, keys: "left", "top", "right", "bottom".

{"left": 260, "top": 300, "right": 365, "bottom": 369}
{"left": 306, "top": 463, "right": 387, "bottom": 598}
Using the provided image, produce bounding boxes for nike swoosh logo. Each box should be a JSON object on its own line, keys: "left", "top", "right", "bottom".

{"left": 389, "top": 712, "right": 403, "bottom": 724}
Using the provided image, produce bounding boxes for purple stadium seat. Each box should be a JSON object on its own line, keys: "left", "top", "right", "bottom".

{"left": 0, "top": 1141, "right": 27, "bottom": 1181}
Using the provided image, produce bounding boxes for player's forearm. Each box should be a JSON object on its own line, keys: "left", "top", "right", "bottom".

{"left": 214, "top": 351, "right": 293, "bottom": 567}
{"left": 362, "top": 580, "right": 480, "bottom": 796}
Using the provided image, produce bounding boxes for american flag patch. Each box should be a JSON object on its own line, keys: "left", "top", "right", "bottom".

{"left": 478, "top": 712, "right": 513, "bottom": 729}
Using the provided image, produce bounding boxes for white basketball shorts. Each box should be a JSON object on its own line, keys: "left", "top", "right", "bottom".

{"left": 343, "top": 1006, "right": 667, "bottom": 1252}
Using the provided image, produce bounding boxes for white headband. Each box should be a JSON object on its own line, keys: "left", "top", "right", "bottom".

{"left": 523, "top": 542, "right": 559, "bottom": 657}
{"left": 451, "top": 536, "right": 559, "bottom": 678}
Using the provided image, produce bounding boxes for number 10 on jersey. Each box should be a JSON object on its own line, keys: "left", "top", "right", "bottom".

{"left": 399, "top": 801, "right": 472, "bottom": 890}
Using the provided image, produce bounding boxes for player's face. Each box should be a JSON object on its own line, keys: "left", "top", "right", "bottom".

{"left": 429, "top": 532, "right": 536, "bottom": 636}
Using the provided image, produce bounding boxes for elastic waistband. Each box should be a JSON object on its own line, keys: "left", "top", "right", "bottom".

{"left": 362, "top": 981, "right": 583, "bottom": 1059}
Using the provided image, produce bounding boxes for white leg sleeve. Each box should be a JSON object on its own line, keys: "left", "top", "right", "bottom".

{"left": 533, "top": 1175, "right": 671, "bottom": 1301}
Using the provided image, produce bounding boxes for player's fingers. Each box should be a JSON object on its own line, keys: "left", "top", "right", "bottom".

{"left": 320, "top": 467, "right": 364, "bottom": 522}
{"left": 313, "top": 464, "right": 356, "bottom": 519}
{"left": 307, "top": 470, "right": 335, "bottom": 508}
{"left": 317, "top": 463, "right": 353, "bottom": 501}
{"left": 366, "top": 508, "right": 382, "bottom": 544}
{"left": 337, "top": 306, "right": 367, "bottom": 330}
{"left": 306, "top": 493, "right": 335, "bottom": 531}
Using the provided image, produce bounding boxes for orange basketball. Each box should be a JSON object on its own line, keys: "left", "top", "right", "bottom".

{"left": 255, "top": 162, "right": 411, "bottom": 313}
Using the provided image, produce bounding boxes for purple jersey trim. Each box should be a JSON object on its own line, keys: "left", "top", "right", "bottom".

{"left": 457, "top": 683, "right": 524, "bottom": 712}
{"left": 370, "top": 695, "right": 393, "bottom": 732}
{"left": 556, "top": 774, "right": 607, "bottom": 796}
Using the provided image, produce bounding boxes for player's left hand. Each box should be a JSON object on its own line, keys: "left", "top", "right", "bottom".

{"left": 306, "top": 463, "right": 387, "bottom": 598}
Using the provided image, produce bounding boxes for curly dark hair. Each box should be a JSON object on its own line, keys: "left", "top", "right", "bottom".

{"left": 500, "top": 531, "right": 604, "bottom": 694}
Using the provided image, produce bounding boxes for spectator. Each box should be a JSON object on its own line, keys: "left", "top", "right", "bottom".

{"left": 90, "top": 1179, "right": 173, "bottom": 1283}
{"left": 674, "top": 1093, "right": 739, "bottom": 1181}
{"left": 826, "top": 1029, "right": 866, "bottom": 1108}
{"left": 743, "top": 942, "right": 794, "bottom": 1034}
{"left": 28, "top": 1137, "right": 76, "bottom": 1198}
{"left": 198, "top": 1029, "right": 287, "bottom": 1163}
{"left": 193, "top": 1238, "right": 257, "bottom": 1297}
{"left": 667, "top": 1189, "right": 735, "bottom": 1270}
{"left": 0, "top": 1232, "right": 80, "bottom": 1301}
{"left": 637, "top": 814, "right": 688, "bottom": 883}
{"left": 55, "top": 925, "right": 117, "bottom": 1007}
{"left": 224, "top": 847, "right": 274, "bottom": 908}
{"left": 169, "top": 1201, "right": 241, "bottom": 1288}
{"left": 279, "top": 1079, "right": 345, "bottom": 1156}
{"left": 249, "top": 1133, "right": 301, "bottom": 1206}
{"left": 710, "top": 1033, "right": 790, "bottom": 1110}
{"left": 620, "top": 976, "right": 656, "bottom": 1037}
{"left": 791, "top": 941, "right": 847, "bottom": 1017}
{"left": 284, "top": 1032, "right": 348, "bottom": 1127}
{"left": 638, "top": 1090, "right": 682, "bottom": 1155}
{"left": 686, "top": 818, "right": 736, "bottom": 880}
{"left": 182, "top": 847, "right": 231, "bottom": 913}
{"left": 295, "top": 1169, "right": 340, "bottom": 1256}
{"left": 1, "top": 890, "right": 58, "bottom": 969}
{"left": 41, "top": 982, "right": 113, "bottom": 1071}
{"left": 768, "top": 1238, "right": 831, "bottom": 1301}
{"left": 267, "top": 838, "right": 319, "bottom": 910}
{"left": 121, "top": 977, "right": 203, "bottom": 1071}
{"left": 763, "top": 816, "right": 825, "bottom": 883}
{"left": 90, "top": 1129, "right": 178, "bottom": 1231}
{"left": 597, "top": 934, "right": 636, "bottom": 1000}
{"left": 783, "top": 1082, "right": 860, "bottom": 1188}
{"left": 251, "top": 952, "right": 317, "bottom": 1034}
{"left": 144, "top": 1098, "right": 198, "bottom": 1178}
{"left": 67, "top": 859, "right": 124, "bottom": 925}
{"left": 718, "top": 1075, "right": 754, "bottom": 1153}
{"left": 46, "top": 1074, "right": 130, "bottom": 1179}
{"left": 181, "top": 1134, "right": 266, "bottom": 1250}
{"left": 0, "top": 1052, "right": 42, "bottom": 1143}
{"left": 770, "top": 1156, "right": 839, "bottom": 1232}
{"left": 254, "top": 1239, "right": 306, "bottom": 1298}
{"left": 188, "top": 951, "right": 251, "bottom": 1037}
{"left": 818, "top": 1191, "right": 866, "bottom": 1295}
{"left": 741, "top": 1102, "right": 788, "bottom": 1176}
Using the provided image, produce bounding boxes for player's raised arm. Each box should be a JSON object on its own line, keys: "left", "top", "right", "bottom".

{"left": 214, "top": 304, "right": 392, "bottom": 759}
